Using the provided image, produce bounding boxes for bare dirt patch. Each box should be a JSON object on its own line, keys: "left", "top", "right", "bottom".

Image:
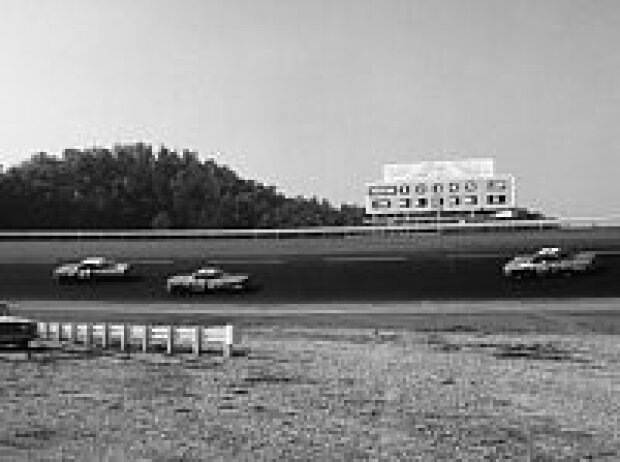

{"left": 1, "top": 330, "right": 620, "bottom": 461}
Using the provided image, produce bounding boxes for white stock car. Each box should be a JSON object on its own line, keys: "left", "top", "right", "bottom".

{"left": 53, "top": 257, "right": 132, "bottom": 283}
{"left": 502, "top": 247, "right": 598, "bottom": 279}
{"left": 166, "top": 267, "right": 251, "bottom": 295}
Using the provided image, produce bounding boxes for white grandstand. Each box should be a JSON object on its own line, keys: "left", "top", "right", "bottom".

{"left": 365, "top": 158, "right": 536, "bottom": 225}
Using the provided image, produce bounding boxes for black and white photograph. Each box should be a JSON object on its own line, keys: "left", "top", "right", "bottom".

{"left": 1, "top": 0, "right": 620, "bottom": 460}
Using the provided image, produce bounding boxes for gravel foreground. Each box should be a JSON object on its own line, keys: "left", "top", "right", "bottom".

{"left": 1, "top": 328, "right": 620, "bottom": 461}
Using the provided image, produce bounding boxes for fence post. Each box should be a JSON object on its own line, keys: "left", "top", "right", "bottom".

{"left": 142, "top": 324, "right": 150, "bottom": 353}
{"left": 54, "top": 322, "right": 62, "bottom": 342}
{"left": 193, "top": 326, "right": 203, "bottom": 357}
{"left": 223, "top": 324, "right": 233, "bottom": 357}
{"left": 69, "top": 322, "right": 77, "bottom": 344}
{"left": 120, "top": 323, "right": 129, "bottom": 353}
{"left": 166, "top": 325, "right": 175, "bottom": 355}
{"left": 102, "top": 323, "right": 110, "bottom": 349}
{"left": 85, "top": 323, "right": 93, "bottom": 349}
{"left": 39, "top": 322, "right": 48, "bottom": 340}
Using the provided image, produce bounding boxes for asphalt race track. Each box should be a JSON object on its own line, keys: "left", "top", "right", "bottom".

{"left": 1, "top": 238, "right": 620, "bottom": 303}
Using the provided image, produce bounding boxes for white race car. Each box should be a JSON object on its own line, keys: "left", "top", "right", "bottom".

{"left": 166, "top": 267, "right": 252, "bottom": 295}
{"left": 53, "top": 257, "right": 132, "bottom": 283}
{"left": 503, "top": 247, "right": 598, "bottom": 279}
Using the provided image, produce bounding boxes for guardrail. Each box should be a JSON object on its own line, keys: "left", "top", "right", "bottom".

{"left": 0, "top": 218, "right": 619, "bottom": 240}
{"left": 37, "top": 321, "right": 240, "bottom": 357}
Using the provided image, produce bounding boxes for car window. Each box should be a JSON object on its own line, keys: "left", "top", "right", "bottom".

{"left": 195, "top": 273, "right": 213, "bottom": 280}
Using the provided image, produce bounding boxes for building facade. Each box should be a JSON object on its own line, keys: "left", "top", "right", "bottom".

{"left": 365, "top": 159, "right": 520, "bottom": 225}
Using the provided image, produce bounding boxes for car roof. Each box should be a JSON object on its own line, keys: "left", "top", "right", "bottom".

{"left": 196, "top": 267, "right": 222, "bottom": 274}
{"left": 81, "top": 257, "right": 109, "bottom": 265}
{"left": 536, "top": 247, "right": 562, "bottom": 255}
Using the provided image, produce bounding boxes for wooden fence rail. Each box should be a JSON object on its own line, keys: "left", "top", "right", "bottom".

{"left": 37, "top": 321, "right": 239, "bottom": 357}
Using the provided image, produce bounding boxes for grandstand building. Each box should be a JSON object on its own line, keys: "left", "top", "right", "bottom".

{"left": 365, "top": 158, "right": 534, "bottom": 225}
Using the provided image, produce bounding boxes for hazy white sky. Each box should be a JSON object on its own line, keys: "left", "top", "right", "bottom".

{"left": 1, "top": 0, "right": 619, "bottom": 217}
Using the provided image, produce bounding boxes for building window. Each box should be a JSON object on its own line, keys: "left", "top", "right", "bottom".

{"left": 398, "top": 185, "right": 410, "bottom": 195}
{"left": 432, "top": 183, "right": 443, "bottom": 193}
{"left": 416, "top": 197, "right": 428, "bottom": 208}
{"left": 448, "top": 196, "right": 460, "bottom": 207}
{"left": 449, "top": 182, "right": 459, "bottom": 192}
{"left": 399, "top": 198, "right": 412, "bottom": 208}
{"left": 463, "top": 195, "right": 478, "bottom": 205}
{"left": 487, "top": 180, "right": 507, "bottom": 191}
{"left": 487, "top": 194, "right": 507, "bottom": 205}
{"left": 372, "top": 199, "right": 391, "bottom": 209}
{"left": 430, "top": 197, "right": 444, "bottom": 207}
{"left": 368, "top": 185, "right": 397, "bottom": 196}
{"left": 465, "top": 181, "right": 477, "bottom": 192}
{"left": 415, "top": 183, "right": 427, "bottom": 194}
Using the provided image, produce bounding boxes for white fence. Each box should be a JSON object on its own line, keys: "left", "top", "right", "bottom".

{"left": 37, "top": 321, "right": 240, "bottom": 357}
{"left": 0, "top": 218, "right": 618, "bottom": 240}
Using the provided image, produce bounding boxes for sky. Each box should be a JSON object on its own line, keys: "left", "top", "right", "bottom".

{"left": 0, "top": 0, "right": 619, "bottom": 218}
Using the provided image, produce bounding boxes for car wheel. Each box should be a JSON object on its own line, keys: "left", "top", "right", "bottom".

{"left": 168, "top": 286, "right": 183, "bottom": 296}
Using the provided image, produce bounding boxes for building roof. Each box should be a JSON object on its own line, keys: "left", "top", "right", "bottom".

{"left": 383, "top": 158, "right": 496, "bottom": 182}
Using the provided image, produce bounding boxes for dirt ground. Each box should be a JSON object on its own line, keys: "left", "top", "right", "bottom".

{"left": 2, "top": 327, "right": 619, "bottom": 461}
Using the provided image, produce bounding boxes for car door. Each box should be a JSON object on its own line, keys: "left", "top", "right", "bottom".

{"left": 528, "top": 255, "right": 544, "bottom": 273}
{"left": 192, "top": 274, "right": 208, "bottom": 292}
{"left": 77, "top": 264, "right": 93, "bottom": 279}
{"left": 91, "top": 262, "right": 108, "bottom": 277}
{"left": 206, "top": 271, "right": 224, "bottom": 290}
{"left": 538, "top": 253, "right": 563, "bottom": 274}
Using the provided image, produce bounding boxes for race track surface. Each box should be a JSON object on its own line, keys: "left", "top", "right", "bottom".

{"left": 1, "top": 230, "right": 619, "bottom": 304}
{"left": 2, "top": 253, "right": 620, "bottom": 303}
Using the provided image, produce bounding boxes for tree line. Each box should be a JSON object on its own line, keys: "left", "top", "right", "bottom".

{"left": 0, "top": 143, "right": 364, "bottom": 229}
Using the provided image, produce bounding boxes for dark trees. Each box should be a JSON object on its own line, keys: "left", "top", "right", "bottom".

{"left": 0, "top": 144, "right": 363, "bottom": 229}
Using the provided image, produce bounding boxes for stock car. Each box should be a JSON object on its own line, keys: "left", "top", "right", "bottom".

{"left": 0, "top": 303, "right": 38, "bottom": 349}
{"left": 166, "top": 266, "right": 252, "bottom": 295}
{"left": 53, "top": 256, "right": 133, "bottom": 283}
{"left": 502, "top": 247, "right": 598, "bottom": 279}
